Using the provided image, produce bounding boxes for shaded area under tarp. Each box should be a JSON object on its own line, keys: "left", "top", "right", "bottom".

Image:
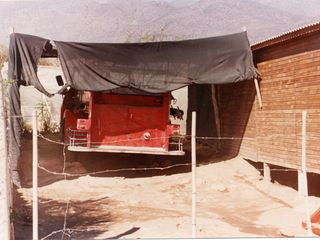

{"left": 187, "top": 84, "right": 219, "bottom": 151}
{"left": 7, "top": 31, "right": 259, "bottom": 185}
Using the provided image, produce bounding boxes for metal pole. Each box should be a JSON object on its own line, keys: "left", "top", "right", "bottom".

{"left": 191, "top": 111, "right": 197, "bottom": 238}
{"left": 302, "top": 111, "right": 312, "bottom": 235}
{"left": 32, "top": 110, "right": 38, "bottom": 240}
{"left": 0, "top": 58, "right": 10, "bottom": 240}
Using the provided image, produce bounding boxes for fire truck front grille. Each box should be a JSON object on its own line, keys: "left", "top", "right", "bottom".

{"left": 67, "top": 127, "right": 88, "bottom": 147}
{"left": 169, "top": 135, "right": 183, "bottom": 152}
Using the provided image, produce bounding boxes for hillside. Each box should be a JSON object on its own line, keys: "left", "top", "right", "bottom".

{"left": 250, "top": 0, "right": 320, "bottom": 18}
{"left": 0, "top": 0, "right": 318, "bottom": 47}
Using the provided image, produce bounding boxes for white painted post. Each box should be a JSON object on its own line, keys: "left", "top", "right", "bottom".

{"left": 298, "top": 170, "right": 305, "bottom": 196}
{"left": 8, "top": 26, "right": 15, "bottom": 240}
{"left": 302, "top": 111, "right": 312, "bottom": 235}
{"left": 0, "top": 59, "right": 11, "bottom": 240}
{"left": 254, "top": 78, "right": 263, "bottom": 108}
{"left": 191, "top": 111, "right": 197, "bottom": 238}
{"left": 33, "top": 110, "right": 38, "bottom": 240}
{"left": 263, "top": 163, "right": 271, "bottom": 182}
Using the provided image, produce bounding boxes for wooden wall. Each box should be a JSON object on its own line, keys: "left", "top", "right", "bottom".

{"left": 218, "top": 80, "right": 258, "bottom": 160}
{"left": 219, "top": 30, "right": 320, "bottom": 174}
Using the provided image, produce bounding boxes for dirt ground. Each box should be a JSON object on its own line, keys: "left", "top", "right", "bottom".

{"left": 12, "top": 132, "right": 320, "bottom": 239}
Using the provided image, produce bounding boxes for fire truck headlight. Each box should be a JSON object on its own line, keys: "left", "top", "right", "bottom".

{"left": 143, "top": 132, "right": 151, "bottom": 140}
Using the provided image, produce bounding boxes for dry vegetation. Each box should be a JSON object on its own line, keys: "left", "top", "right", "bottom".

{"left": 0, "top": 43, "right": 8, "bottom": 68}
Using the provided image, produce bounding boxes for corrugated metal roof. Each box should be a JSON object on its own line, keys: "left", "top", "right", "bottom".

{"left": 251, "top": 21, "right": 320, "bottom": 51}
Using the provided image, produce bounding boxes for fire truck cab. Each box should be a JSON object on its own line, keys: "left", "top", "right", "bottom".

{"left": 61, "top": 88, "right": 184, "bottom": 155}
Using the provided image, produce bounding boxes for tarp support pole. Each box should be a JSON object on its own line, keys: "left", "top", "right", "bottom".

{"left": 0, "top": 56, "right": 11, "bottom": 240}
{"left": 254, "top": 78, "right": 263, "bottom": 108}
{"left": 33, "top": 110, "right": 38, "bottom": 240}
{"left": 191, "top": 111, "right": 197, "bottom": 238}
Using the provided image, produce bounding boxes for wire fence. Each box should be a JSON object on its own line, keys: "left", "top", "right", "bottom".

{"left": 37, "top": 133, "right": 301, "bottom": 174}
{"left": 23, "top": 129, "right": 315, "bottom": 238}
{"left": 5, "top": 111, "right": 318, "bottom": 239}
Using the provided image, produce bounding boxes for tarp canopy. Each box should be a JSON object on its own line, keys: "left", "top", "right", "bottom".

{"left": 9, "top": 31, "right": 258, "bottom": 94}
{"left": 7, "top": 31, "right": 258, "bottom": 186}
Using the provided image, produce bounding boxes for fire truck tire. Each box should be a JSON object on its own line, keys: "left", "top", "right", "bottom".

{"left": 65, "top": 149, "right": 76, "bottom": 162}
{"left": 145, "top": 155, "right": 157, "bottom": 166}
{"left": 61, "top": 118, "right": 76, "bottom": 162}
{"left": 61, "top": 118, "right": 66, "bottom": 142}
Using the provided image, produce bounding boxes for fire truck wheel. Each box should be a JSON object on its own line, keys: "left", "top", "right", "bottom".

{"left": 65, "top": 149, "right": 76, "bottom": 162}
{"left": 61, "top": 118, "right": 65, "bottom": 142}
{"left": 145, "top": 155, "right": 157, "bottom": 167}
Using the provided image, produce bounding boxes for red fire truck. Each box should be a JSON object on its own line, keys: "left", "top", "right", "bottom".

{"left": 60, "top": 88, "right": 184, "bottom": 155}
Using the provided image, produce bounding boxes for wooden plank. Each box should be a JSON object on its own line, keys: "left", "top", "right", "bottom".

{"left": 258, "top": 146, "right": 298, "bottom": 154}
{"left": 258, "top": 54, "right": 320, "bottom": 74}
{"left": 260, "top": 80, "right": 320, "bottom": 94}
{"left": 258, "top": 153, "right": 299, "bottom": 162}
{"left": 260, "top": 69, "right": 320, "bottom": 82}
{"left": 257, "top": 48, "right": 320, "bottom": 67}
{"left": 259, "top": 61, "right": 320, "bottom": 79}
{"left": 257, "top": 140, "right": 298, "bottom": 147}
{"left": 254, "top": 34, "right": 320, "bottom": 63}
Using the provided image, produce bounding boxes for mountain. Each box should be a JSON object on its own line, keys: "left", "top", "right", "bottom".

{"left": 0, "top": 0, "right": 318, "bottom": 47}
{"left": 249, "top": 0, "right": 320, "bottom": 17}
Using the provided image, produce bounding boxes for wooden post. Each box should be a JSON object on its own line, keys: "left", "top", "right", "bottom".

{"left": 211, "top": 85, "right": 220, "bottom": 139}
{"left": 32, "top": 110, "right": 38, "bottom": 240}
{"left": 301, "top": 111, "right": 312, "bottom": 235}
{"left": 191, "top": 111, "right": 197, "bottom": 238}
{"left": 263, "top": 163, "right": 271, "bottom": 182}
{"left": 8, "top": 26, "right": 15, "bottom": 240}
{"left": 0, "top": 58, "right": 11, "bottom": 240}
{"left": 254, "top": 78, "right": 263, "bottom": 108}
{"left": 298, "top": 170, "right": 304, "bottom": 196}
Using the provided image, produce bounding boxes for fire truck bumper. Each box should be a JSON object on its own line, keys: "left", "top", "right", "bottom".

{"left": 68, "top": 145, "right": 185, "bottom": 156}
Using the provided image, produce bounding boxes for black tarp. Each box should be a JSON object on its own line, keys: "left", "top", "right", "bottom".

{"left": 55, "top": 31, "right": 257, "bottom": 93}
{"left": 9, "top": 31, "right": 258, "bottom": 95}
{"left": 7, "top": 32, "right": 258, "bottom": 185}
{"left": 8, "top": 33, "right": 53, "bottom": 96}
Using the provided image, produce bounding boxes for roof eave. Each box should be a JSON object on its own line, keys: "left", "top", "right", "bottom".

{"left": 251, "top": 21, "right": 320, "bottom": 51}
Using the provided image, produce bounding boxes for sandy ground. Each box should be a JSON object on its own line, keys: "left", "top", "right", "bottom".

{"left": 13, "top": 132, "right": 320, "bottom": 239}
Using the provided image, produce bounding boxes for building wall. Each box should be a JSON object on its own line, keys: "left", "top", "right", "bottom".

{"left": 219, "top": 30, "right": 320, "bottom": 174}
{"left": 218, "top": 79, "right": 258, "bottom": 160}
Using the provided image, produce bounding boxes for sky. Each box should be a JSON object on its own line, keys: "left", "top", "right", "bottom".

{"left": 1, "top": 0, "right": 319, "bottom": 46}
{"left": 0, "top": 0, "right": 201, "bottom": 5}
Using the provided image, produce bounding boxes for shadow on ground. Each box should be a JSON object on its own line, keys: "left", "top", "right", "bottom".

{"left": 16, "top": 132, "right": 229, "bottom": 239}
{"left": 67, "top": 139, "right": 230, "bottom": 179}
{"left": 18, "top": 132, "right": 228, "bottom": 188}
{"left": 19, "top": 132, "right": 320, "bottom": 198}
{"left": 13, "top": 190, "right": 113, "bottom": 240}
{"left": 246, "top": 159, "right": 320, "bottom": 198}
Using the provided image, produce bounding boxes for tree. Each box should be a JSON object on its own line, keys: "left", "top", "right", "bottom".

{"left": 124, "top": 22, "right": 185, "bottom": 43}
{"left": 0, "top": 44, "right": 9, "bottom": 69}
